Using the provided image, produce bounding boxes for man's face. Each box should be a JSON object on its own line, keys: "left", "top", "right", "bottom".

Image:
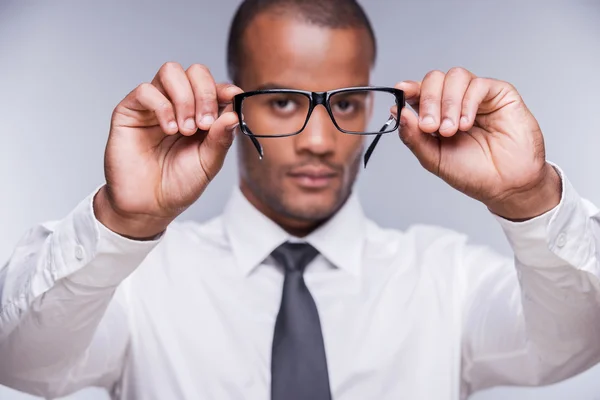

{"left": 236, "top": 11, "right": 373, "bottom": 231}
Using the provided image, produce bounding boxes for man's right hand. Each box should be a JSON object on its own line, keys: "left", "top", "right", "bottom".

{"left": 94, "top": 62, "right": 243, "bottom": 239}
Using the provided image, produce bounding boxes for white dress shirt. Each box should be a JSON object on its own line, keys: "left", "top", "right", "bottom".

{"left": 1, "top": 166, "right": 600, "bottom": 400}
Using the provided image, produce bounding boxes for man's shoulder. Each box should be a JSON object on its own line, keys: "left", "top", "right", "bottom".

{"left": 158, "top": 214, "right": 229, "bottom": 249}
{"left": 365, "top": 216, "right": 467, "bottom": 240}
{"left": 125, "top": 214, "right": 231, "bottom": 279}
{"left": 364, "top": 218, "right": 469, "bottom": 254}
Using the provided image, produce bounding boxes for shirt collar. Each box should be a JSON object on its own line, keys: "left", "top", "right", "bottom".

{"left": 223, "top": 186, "right": 365, "bottom": 277}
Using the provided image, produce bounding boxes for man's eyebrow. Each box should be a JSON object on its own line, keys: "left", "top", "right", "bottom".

{"left": 252, "top": 82, "right": 371, "bottom": 91}
{"left": 253, "top": 82, "right": 301, "bottom": 91}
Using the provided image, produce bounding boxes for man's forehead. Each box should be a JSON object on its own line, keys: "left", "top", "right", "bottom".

{"left": 238, "top": 11, "right": 373, "bottom": 91}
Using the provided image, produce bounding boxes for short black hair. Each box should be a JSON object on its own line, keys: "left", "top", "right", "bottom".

{"left": 226, "top": 0, "right": 377, "bottom": 86}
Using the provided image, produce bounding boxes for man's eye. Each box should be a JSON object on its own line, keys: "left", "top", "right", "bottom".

{"left": 333, "top": 100, "right": 356, "bottom": 114}
{"left": 337, "top": 100, "right": 351, "bottom": 110}
{"left": 271, "top": 98, "right": 297, "bottom": 113}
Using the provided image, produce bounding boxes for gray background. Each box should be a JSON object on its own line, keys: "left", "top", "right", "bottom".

{"left": 1, "top": 0, "right": 600, "bottom": 399}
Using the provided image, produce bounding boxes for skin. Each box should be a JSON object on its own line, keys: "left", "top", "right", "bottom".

{"left": 235, "top": 12, "right": 374, "bottom": 236}
{"left": 394, "top": 73, "right": 560, "bottom": 221}
{"left": 94, "top": 9, "right": 560, "bottom": 240}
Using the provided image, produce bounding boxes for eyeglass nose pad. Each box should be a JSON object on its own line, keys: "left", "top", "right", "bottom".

{"left": 363, "top": 115, "right": 397, "bottom": 168}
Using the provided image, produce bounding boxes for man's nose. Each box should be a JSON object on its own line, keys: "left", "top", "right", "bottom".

{"left": 294, "top": 106, "right": 336, "bottom": 156}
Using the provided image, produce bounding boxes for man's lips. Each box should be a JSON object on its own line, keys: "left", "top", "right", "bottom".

{"left": 287, "top": 166, "right": 339, "bottom": 189}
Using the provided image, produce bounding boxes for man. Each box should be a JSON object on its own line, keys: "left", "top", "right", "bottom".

{"left": 1, "top": 0, "right": 600, "bottom": 399}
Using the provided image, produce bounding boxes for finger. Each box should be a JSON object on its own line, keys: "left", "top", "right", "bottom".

{"left": 439, "top": 67, "right": 475, "bottom": 137}
{"left": 395, "top": 80, "right": 421, "bottom": 113}
{"left": 398, "top": 105, "right": 441, "bottom": 175}
{"left": 198, "top": 111, "right": 239, "bottom": 181}
{"left": 220, "top": 102, "right": 234, "bottom": 115}
{"left": 390, "top": 99, "right": 418, "bottom": 120}
{"left": 216, "top": 83, "right": 244, "bottom": 115}
{"left": 417, "top": 70, "right": 446, "bottom": 133}
{"left": 152, "top": 62, "right": 197, "bottom": 136}
{"left": 120, "top": 83, "right": 178, "bottom": 135}
{"left": 216, "top": 83, "right": 243, "bottom": 103}
{"left": 460, "top": 77, "right": 494, "bottom": 131}
{"left": 186, "top": 64, "right": 219, "bottom": 131}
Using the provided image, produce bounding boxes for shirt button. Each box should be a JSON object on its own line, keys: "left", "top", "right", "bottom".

{"left": 556, "top": 233, "right": 567, "bottom": 248}
{"left": 74, "top": 244, "right": 85, "bottom": 261}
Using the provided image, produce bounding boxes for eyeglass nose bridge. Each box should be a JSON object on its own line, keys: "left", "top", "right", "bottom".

{"left": 312, "top": 91, "right": 327, "bottom": 106}
{"left": 303, "top": 91, "right": 337, "bottom": 130}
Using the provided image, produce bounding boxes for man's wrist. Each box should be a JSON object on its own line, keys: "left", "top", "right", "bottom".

{"left": 486, "top": 163, "right": 562, "bottom": 222}
{"left": 93, "top": 186, "right": 171, "bottom": 240}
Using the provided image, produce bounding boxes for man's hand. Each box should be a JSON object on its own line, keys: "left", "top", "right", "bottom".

{"left": 395, "top": 68, "right": 561, "bottom": 221}
{"left": 95, "top": 62, "right": 243, "bottom": 239}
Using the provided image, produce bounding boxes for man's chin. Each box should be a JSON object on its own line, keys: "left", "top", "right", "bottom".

{"left": 278, "top": 193, "right": 342, "bottom": 222}
{"left": 280, "top": 208, "right": 333, "bottom": 223}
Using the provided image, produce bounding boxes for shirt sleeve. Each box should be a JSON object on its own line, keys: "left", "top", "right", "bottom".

{"left": 460, "top": 164, "right": 600, "bottom": 397}
{"left": 0, "top": 188, "right": 161, "bottom": 398}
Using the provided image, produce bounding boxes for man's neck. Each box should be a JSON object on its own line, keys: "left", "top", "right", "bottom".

{"left": 238, "top": 182, "right": 328, "bottom": 238}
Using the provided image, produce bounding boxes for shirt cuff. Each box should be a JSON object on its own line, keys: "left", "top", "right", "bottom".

{"left": 51, "top": 186, "right": 162, "bottom": 288}
{"left": 494, "top": 163, "right": 592, "bottom": 268}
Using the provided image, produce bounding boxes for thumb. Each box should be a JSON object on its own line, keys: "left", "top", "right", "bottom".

{"left": 395, "top": 106, "right": 441, "bottom": 175}
{"left": 198, "top": 111, "right": 239, "bottom": 181}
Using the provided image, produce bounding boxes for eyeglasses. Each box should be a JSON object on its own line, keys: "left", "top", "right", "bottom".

{"left": 233, "top": 86, "right": 405, "bottom": 167}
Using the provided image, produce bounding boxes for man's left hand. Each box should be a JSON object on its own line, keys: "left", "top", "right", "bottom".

{"left": 395, "top": 68, "right": 561, "bottom": 221}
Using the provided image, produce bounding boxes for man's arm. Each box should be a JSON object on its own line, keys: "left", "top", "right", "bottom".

{"left": 0, "top": 61, "right": 241, "bottom": 397}
{"left": 0, "top": 191, "right": 160, "bottom": 398}
{"left": 460, "top": 167, "right": 600, "bottom": 397}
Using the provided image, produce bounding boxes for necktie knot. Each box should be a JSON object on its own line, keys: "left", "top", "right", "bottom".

{"left": 271, "top": 242, "right": 319, "bottom": 273}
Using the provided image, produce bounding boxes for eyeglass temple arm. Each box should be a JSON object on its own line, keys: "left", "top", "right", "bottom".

{"left": 242, "top": 122, "right": 264, "bottom": 159}
{"left": 230, "top": 99, "right": 264, "bottom": 159}
{"left": 363, "top": 115, "right": 396, "bottom": 168}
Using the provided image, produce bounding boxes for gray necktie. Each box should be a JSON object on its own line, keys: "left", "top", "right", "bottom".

{"left": 270, "top": 242, "right": 332, "bottom": 400}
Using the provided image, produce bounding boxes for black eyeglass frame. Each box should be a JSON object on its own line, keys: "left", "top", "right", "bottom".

{"left": 232, "top": 86, "right": 405, "bottom": 167}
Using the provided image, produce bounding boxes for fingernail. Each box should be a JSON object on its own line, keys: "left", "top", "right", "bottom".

{"left": 460, "top": 116, "right": 469, "bottom": 125}
{"left": 227, "top": 122, "right": 239, "bottom": 131}
{"left": 184, "top": 118, "right": 196, "bottom": 130}
{"left": 440, "top": 118, "right": 454, "bottom": 131}
{"left": 167, "top": 121, "right": 177, "bottom": 131}
{"left": 421, "top": 115, "right": 435, "bottom": 125}
{"left": 399, "top": 116, "right": 407, "bottom": 127}
{"left": 201, "top": 115, "right": 215, "bottom": 126}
